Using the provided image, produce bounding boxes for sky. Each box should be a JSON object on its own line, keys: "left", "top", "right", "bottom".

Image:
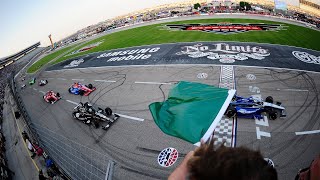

{"left": 0, "top": 0, "right": 186, "bottom": 58}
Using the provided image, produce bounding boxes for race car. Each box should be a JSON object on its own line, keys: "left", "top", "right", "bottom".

{"left": 72, "top": 102, "right": 119, "bottom": 130}
{"left": 43, "top": 90, "right": 61, "bottom": 104}
{"left": 68, "top": 82, "right": 96, "bottom": 96}
{"left": 225, "top": 95, "right": 286, "bottom": 120}
{"left": 29, "top": 77, "right": 36, "bottom": 85}
{"left": 38, "top": 79, "right": 48, "bottom": 86}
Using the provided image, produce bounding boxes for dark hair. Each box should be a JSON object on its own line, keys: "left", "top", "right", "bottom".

{"left": 187, "top": 139, "right": 278, "bottom": 180}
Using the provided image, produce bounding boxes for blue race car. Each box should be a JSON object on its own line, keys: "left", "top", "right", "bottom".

{"left": 68, "top": 82, "right": 96, "bottom": 96}
{"left": 225, "top": 95, "right": 286, "bottom": 120}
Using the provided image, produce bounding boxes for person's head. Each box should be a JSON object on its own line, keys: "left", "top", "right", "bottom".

{"left": 187, "top": 139, "right": 278, "bottom": 180}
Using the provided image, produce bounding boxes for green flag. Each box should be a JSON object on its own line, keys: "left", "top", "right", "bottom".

{"left": 149, "top": 81, "right": 236, "bottom": 144}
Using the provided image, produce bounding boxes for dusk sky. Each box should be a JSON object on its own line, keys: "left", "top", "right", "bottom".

{"left": 0, "top": 0, "right": 186, "bottom": 58}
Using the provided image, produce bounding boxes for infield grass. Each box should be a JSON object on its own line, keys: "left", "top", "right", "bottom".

{"left": 28, "top": 18, "right": 320, "bottom": 73}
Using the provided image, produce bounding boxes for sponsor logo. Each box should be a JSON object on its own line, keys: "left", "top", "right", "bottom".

{"left": 176, "top": 43, "right": 270, "bottom": 63}
{"left": 97, "top": 47, "right": 161, "bottom": 62}
{"left": 197, "top": 73, "right": 208, "bottom": 79}
{"left": 158, "top": 147, "right": 179, "bottom": 167}
{"left": 166, "top": 23, "right": 284, "bottom": 34}
{"left": 292, "top": 51, "right": 320, "bottom": 65}
{"left": 64, "top": 58, "right": 84, "bottom": 68}
{"left": 66, "top": 41, "right": 103, "bottom": 56}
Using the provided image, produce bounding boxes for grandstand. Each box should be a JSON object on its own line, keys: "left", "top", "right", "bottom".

{"left": 0, "top": 42, "right": 41, "bottom": 70}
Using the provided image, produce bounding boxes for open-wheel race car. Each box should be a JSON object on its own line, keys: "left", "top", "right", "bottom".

{"left": 225, "top": 95, "right": 286, "bottom": 120}
{"left": 43, "top": 90, "right": 61, "bottom": 104}
{"left": 72, "top": 102, "right": 120, "bottom": 130}
{"left": 68, "top": 82, "right": 96, "bottom": 96}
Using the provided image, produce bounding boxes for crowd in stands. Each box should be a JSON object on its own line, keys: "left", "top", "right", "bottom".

{"left": 0, "top": 64, "right": 17, "bottom": 179}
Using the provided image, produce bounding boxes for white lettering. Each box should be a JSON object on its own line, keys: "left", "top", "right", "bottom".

{"left": 137, "top": 48, "right": 150, "bottom": 54}
{"left": 256, "top": 127, "right": 271, "bottom": 139}
{"left": 149, "top": 47, "right": 160, "bottom": 53}
{"left": 141, "top": 54, "right": 151, "bottom": 59}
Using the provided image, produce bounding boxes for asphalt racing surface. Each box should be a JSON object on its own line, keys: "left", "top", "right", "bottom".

{"left": 19, "top": 15, "right": 320, "bottom": 180}
{"left": 18, "top": 63, "right": 320, "bottom": 179}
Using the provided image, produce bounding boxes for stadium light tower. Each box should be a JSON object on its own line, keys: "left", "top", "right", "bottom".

{"left": 48, "top": 34, "right": 54, "bottom": 49}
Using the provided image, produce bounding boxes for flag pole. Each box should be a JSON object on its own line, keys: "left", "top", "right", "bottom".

{"left": 194, "top": 89, "right": 236, "bottom": 146}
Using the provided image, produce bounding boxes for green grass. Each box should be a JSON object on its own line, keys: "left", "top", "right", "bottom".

{"left": 27, "top": 44, "right": 77, "bottom": 73}
{"left": 28, "top": 18, "right": 320, "bottom": 73}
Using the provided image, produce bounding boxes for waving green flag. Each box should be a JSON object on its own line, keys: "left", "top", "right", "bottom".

{"left": 149, "top": 81, "right": 236, "bottom": 145}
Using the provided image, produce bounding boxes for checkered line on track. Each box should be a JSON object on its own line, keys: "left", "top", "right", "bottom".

{"left": 215, "top": 66, "right": 236, "bottom": 147}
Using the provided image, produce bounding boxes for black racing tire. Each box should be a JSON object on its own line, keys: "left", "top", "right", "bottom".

{"left": 269, "top": 111, "right": 278, "bottom": 120}
{"left": 56, "top": 93, "right": 60, "bottom": 97}
{"left": 68, "top": 88, "right": 72, "bottom": 93}
{"left": 93, "top": 120, "right": 99, "bottom": 128}
{"left": 105, "top": 107, "right": 112, "bottom": 116}
{"left": 45, "top": 80, "right": 48, "bottom": 84}
{"left": 88, "top": 84, "right": 93, "bottom": 89}
{"left": 79, "top": 90, "right": 84, "bottom": 96}
{"left": 226, "top": 109, "right": 236, "bottom": 118}
{"left": 266, "top": 96, "right": 274, "bottom": 103}
{"left": 72, "top": 112, "right": 78, "bottom": 119}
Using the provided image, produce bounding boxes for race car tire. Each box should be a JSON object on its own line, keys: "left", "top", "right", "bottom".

{"left": 269, "top": 111, "right": 278, "bottom": 120}
{"left": 93, "top": 120, "right": 99, "bottom": 128}
{"left": 68, "top": 88, "right": 72, "bottom": 93}
{"left": 266, "top": 96, "right": 274, "bottom": 103}
{"left": 105, "top": 107, "right": 112, "bottom": 116}
{"left": 56, "top": 93, "right": 60, "bottom": 97}
{"left": 79, "top": 90, "right": 84, "bottom": 96}
{"left": 72, "top": 112, "right": 80, "bottom": 120}
{"left": 88, "top": 84, "right": 93, "bottom": 89}
{"left": 45, "top": 80, "right": 48, "bottom": 84}
{"left": 226, "top": 109, "right": 236, "bottom": 118}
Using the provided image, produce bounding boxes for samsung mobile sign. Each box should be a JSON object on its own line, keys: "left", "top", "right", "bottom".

{"left": 97, "top": 47, "right": 161, "bottom": 62}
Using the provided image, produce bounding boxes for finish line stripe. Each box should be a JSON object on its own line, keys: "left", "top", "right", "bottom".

{"left": 295, "top": 130, "right": 320, "bottom": 135}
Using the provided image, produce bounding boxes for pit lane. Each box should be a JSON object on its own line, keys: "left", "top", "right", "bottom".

{"left": 18, "top": 64, "right": 320, "bottom": 180}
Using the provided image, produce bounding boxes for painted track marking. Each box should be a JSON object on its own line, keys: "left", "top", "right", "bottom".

{"left": 94, "top": 80, "right": 116, "bottom": 83}
{"left": 115, "top": 113, "right": 144, "bottom": 122}
{"left": 65, "top": 100, "right": 144, "bottom": 122}
{"left": 135, "top": 81, "right": 172, "bottom": 85}
{"left": 71, "top": 79, "right": 84, "bottom": 81}
{"left": 276, "top": 88, "right": 309, "bottom": 92}
{"left": 295, "top": 130, "right": 320, "bottom": 135}
{"left": 39, "top": 91, "right": 45, "bottom": 95}
{"left": 57, "top": 78, "right": 67, "bottom": 80}
{"left": 66, "top": 100, "right": 79, "bottom": 105}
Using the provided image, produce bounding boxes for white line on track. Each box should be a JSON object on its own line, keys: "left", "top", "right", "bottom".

{"left": 94, "top": 80, "right": 116, "bottom": 83}
{"left": 72, "top": 79, "right": 84, "bottom": 81}
{"left": 57, "top": 78, "right": 67, "bottom": 80}
{"left": 115, "top": 113, "right": 144, "bottom": 122}
{"left": 39, "top": 91, "right": 45, "bottom": 95}
{"left": 135, "top": 81, "right": 172, "bottom": 85}
{"left": 295, "top": 130, "right": 320, "bottom": 135}
{"left": 66, "top": 100, "right": 79, "bottom": 105}
{"left": 276, "top": 88, "right": 309, "bottom": 92}
{"left": 65, "top": 100, "right": 144, "bottom": 122}
{"left": 33, "top": 88, "right": 37, "bottom": 91}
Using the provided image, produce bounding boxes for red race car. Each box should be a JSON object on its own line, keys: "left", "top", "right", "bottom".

{"left": 43, "top": 90, "right": 61, "bottom": 104}
{"left": 68, "top": 82, "right": 96, "bottom": 96}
